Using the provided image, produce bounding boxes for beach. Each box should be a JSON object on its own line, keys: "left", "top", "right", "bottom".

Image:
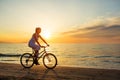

{"left": 0, "top": 63, "right": 120, "bottom": 80}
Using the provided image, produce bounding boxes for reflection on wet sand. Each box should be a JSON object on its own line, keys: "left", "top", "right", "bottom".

{"left": 20, "top": 67, "right": 60, "bottom": 80}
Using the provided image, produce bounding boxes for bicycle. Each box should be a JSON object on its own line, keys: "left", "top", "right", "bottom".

{"left": 20, "top": 46, "right": 57, "bottom": 69}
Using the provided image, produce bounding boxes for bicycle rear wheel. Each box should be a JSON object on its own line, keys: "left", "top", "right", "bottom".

{"left": 43, "top": 53, "right": 57, "bottom": 69}
{"left": 20, "top": 53, "right": 34, "bottom": 68}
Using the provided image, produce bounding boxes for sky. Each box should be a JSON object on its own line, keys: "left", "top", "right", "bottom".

{"left": 0, "top": 0, "right": 120, "bottom": 43}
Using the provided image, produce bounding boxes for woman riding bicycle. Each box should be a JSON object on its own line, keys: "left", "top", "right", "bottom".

{"left": 28, "top": 27, "right": 49, "bottom": 65}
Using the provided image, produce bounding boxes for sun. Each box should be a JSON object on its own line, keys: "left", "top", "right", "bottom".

{"left": 42, "top": 31, "right": 51, "bottom": 39}
{"left": 44, "top": 33, "right": 51, "bottom": 39}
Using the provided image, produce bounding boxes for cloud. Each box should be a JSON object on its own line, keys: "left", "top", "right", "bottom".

{"left": 62, "top": 16, "right": 120, "bottom": 43}
{"left": 73, "top": 25, "right": 120, "bottom": 38}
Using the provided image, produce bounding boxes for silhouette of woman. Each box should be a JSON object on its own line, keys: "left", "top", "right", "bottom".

{"left": 28, "top": 27, "right": 49, "bottom": 65}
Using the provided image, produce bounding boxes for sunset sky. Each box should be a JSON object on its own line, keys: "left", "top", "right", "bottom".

{"left": 0, "top": 0, "right": 120, "bottom": 43}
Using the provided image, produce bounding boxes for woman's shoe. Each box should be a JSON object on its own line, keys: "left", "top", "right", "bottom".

{"left": 34, "top": 59, "right": 40, "bottom": 65}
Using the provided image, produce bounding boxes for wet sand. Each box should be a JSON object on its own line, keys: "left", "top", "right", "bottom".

{"left": 0, "top": 63, "right": 120, "bottom": 80}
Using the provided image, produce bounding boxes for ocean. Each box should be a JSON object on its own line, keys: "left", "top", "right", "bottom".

{"left": 0, "top": 43, "right": 120, "bottom": 70}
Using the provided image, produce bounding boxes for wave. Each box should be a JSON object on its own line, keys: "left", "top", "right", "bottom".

{"left": 0, "top": 53, "right": 21, "bottom": 57}
{"left": 94, "top": 56, "right": 112, "bottom": 58}
{"left": 102, "top": 60, "right": 120, "bottom": 64}
{"left": 94, "top": 56, "right": 120, "bottom": 59}
{"left": 0, "top": 60, "right": 17, "bottom": 61}
{"left": 115, "top": 56, "right": 120, "bottom": 58}
{"left": 80, "top": 56, "right": 90, "bottom": 58}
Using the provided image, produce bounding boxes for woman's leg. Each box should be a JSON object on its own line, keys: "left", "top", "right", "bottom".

{"left": 34, "top": 50, "right": 39, "bottom": 65}
{"left": 34, "top": 50, "right": 38, "bottom": 57}
{"left": 29, "top": 44, "right": 40, "bottom": 65}
{"left": 34, "top": 45, "right": 40, "bottom": 65}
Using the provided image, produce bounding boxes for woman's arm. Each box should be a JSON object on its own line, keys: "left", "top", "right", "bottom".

{"left": 39, "top": 35, "right": 49, "bottom": 46}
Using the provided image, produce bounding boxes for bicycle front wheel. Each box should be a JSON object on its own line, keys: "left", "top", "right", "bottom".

{"left": 20, "top": 53, "right": 34, "bottom": 68}
{"left": 43, "top": 53, "right": 57, "bottom": 69}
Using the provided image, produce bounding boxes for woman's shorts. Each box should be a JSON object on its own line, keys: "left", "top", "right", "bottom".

{"left": 28, "top": 43, "right": 40, "bottom": 51}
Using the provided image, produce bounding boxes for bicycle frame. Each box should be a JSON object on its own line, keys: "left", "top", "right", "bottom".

{"left": 32, "top": 47, "right": 48, "bottom": 60}
{"left": 20, "top": 46, "right": 57, "bottom": 69}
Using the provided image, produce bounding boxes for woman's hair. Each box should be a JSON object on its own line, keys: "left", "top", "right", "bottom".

{"left": 35, "top": 27, "right": 41, "bottom": 32}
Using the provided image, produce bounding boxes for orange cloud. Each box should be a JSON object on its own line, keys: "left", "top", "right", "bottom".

{"left": 61, "top": 17, "right": 120, "bottom": 43}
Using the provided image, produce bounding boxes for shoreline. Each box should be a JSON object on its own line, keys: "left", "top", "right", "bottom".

{"left": 0, "top": 61, "right": 120, "bottom": 71}
{"left": 0, "top": 63, "right": 120, "bottom": 80}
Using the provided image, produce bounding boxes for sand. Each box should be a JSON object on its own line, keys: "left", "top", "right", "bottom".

{"left": 0, "top": 63, "right": 120, "bottom": 80}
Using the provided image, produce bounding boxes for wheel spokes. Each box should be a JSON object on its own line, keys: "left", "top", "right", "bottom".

{"left": 20, "top": 53, "right": 34, "bottom": 68}
{"left": 43, "top": 53, "right": 57, "bottom": 69}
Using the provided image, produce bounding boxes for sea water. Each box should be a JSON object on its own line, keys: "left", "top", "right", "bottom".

{"left": 0, "top": 43, "right": 120, "bottom": 70}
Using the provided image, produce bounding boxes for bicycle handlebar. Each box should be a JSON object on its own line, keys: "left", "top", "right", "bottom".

{"left": 40, "top": 45, "right": 49, "bottom": 48}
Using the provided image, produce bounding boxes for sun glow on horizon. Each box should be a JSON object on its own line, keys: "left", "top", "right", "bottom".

{"left": 0, "top": 0, "right": 120, "bottom": 43}
{"left": 42, "top": 30, "right": 51, "bottom": 39}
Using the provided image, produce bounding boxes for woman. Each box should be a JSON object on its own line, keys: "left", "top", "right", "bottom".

{"left": 28, "top": 27, "right": 49, "bottom": 65}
